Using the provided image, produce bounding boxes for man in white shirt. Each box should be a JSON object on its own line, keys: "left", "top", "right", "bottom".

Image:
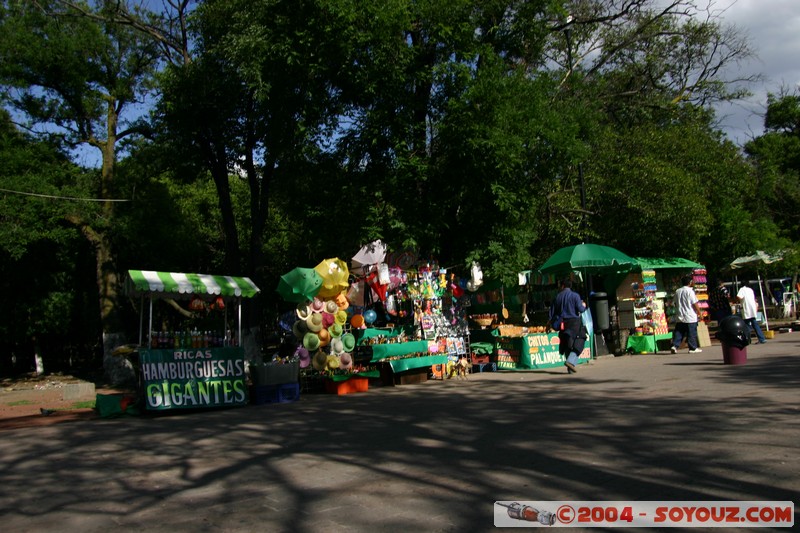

{"left": 737, "top": 281, "right": 767, "bottom": 344}
{"left": 670, "top": 275, "right": 704, "bottom": 354}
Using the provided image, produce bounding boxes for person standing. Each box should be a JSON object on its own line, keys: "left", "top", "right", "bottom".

{"left": 737, "top": 280, "right": 767, "bottom": 344}
{"left": 548, "top": 279, "right": 587, "bottom": 374}
{"left": 670, "top": 275, "right": 704, "bottom": 354}
{"left": 708, "top": 279, "right": 733, "bottom": 323}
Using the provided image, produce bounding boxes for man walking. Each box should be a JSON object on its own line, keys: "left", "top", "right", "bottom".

{"left": 549, "top": 279, "right": 587, "bottom": 374}
{"left": 670, "top": 275, "right": 704, "bottom": 354}
{"left": 737, "top": 280, "right": 767, "bottom": 344}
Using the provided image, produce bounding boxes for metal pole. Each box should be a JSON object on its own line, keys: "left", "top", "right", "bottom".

{"left": 238, "top": 299, "right": 242, "bottom": 347}
{"left": 148, "top": 297, "right": 153, "bottom": 347}
{"left": 757, "top": 273, "right": 770, "bottom": 331}
{"left": 138, "top": 294, "right": 144, "bottom": 346}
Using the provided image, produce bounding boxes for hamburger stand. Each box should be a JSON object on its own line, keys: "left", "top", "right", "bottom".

{"left": 127, "top": 270, "right": 261, "bottom": 411}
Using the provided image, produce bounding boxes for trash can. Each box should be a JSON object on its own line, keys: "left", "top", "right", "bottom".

{"left": 715, "top": 315, "right": 749, "bottom": 365}
{"left": 589, "top": 292, "right": 610, "bottom": 331}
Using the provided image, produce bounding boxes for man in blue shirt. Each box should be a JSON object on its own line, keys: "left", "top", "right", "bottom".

{"left": 549, "top": 279, "right": 587, "bottom": 374}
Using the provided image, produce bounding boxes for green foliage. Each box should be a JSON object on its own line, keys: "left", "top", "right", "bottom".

{"left": 3, "top": 0, "right": 794, "bottom": 361}
{"left": 0, "top": 111, "right": 80, "bottom": 258}
{"left": 739, "top": 91, "right": 800, "bottom": 274}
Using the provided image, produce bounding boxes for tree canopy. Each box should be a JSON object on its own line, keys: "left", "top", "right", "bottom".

{"left": 0, "top": 0, "right": 796, "bottom": 375}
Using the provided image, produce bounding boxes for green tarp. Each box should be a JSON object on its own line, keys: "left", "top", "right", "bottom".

{"left": 633, "top": 257, "right": 703, "bottom": 270}
{"left": 327, "top": 370, "right": 380, "bottom": 382}
{"left": 388, "top": 355, "right": 448, "bottom": 373}
{"left": 369, "top": 340, "right": 429, "bottom": 362}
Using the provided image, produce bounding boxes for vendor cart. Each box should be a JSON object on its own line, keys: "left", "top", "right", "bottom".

{"left": 127, "top": 270, "right": 261, "bottom": 411}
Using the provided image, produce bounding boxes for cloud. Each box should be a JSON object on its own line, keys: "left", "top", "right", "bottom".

{"left": 712, "top": 0, "right": 800, "bottom": 144}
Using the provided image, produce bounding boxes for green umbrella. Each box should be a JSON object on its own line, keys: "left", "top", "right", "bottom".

{"left": 276, "top": 267, "right": 323, "bottom": 303}
{"left": 538, "top": 244, "right": 636, "bottom": 278}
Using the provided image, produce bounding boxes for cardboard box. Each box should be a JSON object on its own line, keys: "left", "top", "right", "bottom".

{"left": 697, "top": 322, "right": 711, "bottom": 347}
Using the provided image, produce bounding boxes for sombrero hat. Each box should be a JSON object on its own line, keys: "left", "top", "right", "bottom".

{"left": 335, "top": 292, "right": 349, "bottom": 309}
{"left": 350, "top": 314, "right": 365, "bottom": 329}
{"left": 341, "top": 332, "right": 356, "bottom": 353}
{"left": 335, "top": 310, "right": 348, "bottom": 326}
{"left": 330, "top": 337, "right": 344, "bottom": 354}
{"left": 329, "top": 323, "right": 343, "bottom": 337}
{"left": 306, "top": 313, "right": 324, "bottom": 332}
{"left": 318, "top": 327, "right": 331, "bottom": 346}
{"left": 312, "top": 350, "right": 328, "bottom": 371}
{"left": 296, "top": 302, "right": 312, "bottom": 320}
{"left": 292, "top": 319, "right": 309, "bottom": 339}
{"left": 295, "top": 347, "right": 311, "bottom": 368}
{"left": 310, "top": 297, "right": 325, "bottom": 313}
{"left": 339, "top": 352, "right": 353, "bottom": 371}
{"left": 303, "top": 332, "right": 321, "bottom": 351}
{"left": 324, "top": 299, "right": 339, "bottom": 314}
{"left": 326, "top": 354, "right": 341, "bottom": 370}
{"left": 322, "top": 312, "right": 335, "bottom": 328}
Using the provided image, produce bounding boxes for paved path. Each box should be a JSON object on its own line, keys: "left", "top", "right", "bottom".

{"left": 1, "top": 336, "right": 797, "bottom": 532}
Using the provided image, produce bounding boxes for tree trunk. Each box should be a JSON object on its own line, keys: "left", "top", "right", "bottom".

{"left": 33, "top": 337, "right": 44, "bottom": 376}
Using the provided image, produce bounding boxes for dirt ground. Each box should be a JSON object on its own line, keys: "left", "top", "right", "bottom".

{"left": 0, "top": 372, "right": 132, "bottom": 430}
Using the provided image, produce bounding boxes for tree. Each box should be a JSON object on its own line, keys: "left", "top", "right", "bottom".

{"left": 0, "top": 0, "right": 160, "bottom": 378}
{"left": 533, "top": 1, "right": 761, "bottom": 267}
{"left": 0, "top": 109, "right": 101, "bottom": 375}
{"left": 744, "top": 91, "right": 800, "bottom": 243}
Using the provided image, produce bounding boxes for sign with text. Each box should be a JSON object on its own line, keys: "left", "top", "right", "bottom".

{"left": 140, "top": 347, "right": 248, "bottom": 410}
{"left": 496, "top": 333, "right": 591, "bottom": 370}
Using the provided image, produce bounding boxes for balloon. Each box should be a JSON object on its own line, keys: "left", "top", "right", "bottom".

{"left": 364, "top": 309, "right": 378, "bottom": 325}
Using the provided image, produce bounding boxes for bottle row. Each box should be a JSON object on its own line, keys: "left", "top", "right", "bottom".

{"left": 149, "top": 329, "right": 237, "bottom": 349}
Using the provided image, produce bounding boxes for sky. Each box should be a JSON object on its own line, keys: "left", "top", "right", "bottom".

{"left": 710, "top": 0, "right": 800, "bottom": 145}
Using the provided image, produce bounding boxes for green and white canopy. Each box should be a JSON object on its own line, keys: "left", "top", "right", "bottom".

{"left": 128, "top": 270, "right": 260, "bottom": 299}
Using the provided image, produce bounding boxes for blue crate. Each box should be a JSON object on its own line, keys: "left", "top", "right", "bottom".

{"left": 472, "top": 362, "right": 497, "bottom": 373}
{"left": 251, "top": 382, "right": 300, "bottom": 405}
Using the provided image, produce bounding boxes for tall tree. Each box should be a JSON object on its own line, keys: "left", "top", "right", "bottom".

{"left": 744, "top": 91, "right": 800, "bottom": 242}
{"left": 0, "top": 0, "right": 160, "bottom": 372}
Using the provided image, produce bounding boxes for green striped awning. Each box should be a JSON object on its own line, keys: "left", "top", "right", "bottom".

{"left": 128, "top": 270, "right": 260, "bottom": 298}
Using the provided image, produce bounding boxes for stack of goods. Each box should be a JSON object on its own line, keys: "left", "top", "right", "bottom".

{"left": 692, "top": 268, "right": 709, "bottom": 322}
{"left": 631, "top": 279, "right": 653, "bottom": 334}
{"left": 470, "top": 313, "right": 497, "bottom": 328}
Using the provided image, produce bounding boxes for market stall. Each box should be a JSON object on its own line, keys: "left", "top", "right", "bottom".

{"left": 533, "top": 243, "right": 637, "bottom": 361}
{"left": 354, "top": 328, "right": 452, "bottom": 384}
{"left": 615, "top": 258, "right": 704, "bottom": 353}
{"left": 127, "top": 270, "right": 261, "bottom": 411}
{"left": 729, "top": 251, "right": 784, "bottom": 332}
{"left": 277, "top": 246, "right": 470, "bottom": 391}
